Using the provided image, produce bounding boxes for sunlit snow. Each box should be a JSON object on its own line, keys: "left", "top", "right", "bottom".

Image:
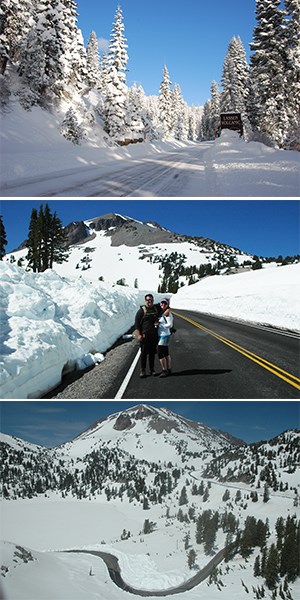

{"left": 0, "top": 259, "right": 299, "bottom": 399}
{"left": 0, "top": 102, "right": 298, "bottom": 197}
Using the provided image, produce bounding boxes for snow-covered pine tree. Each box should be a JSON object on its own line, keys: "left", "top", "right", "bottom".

{"left": 95, "top": 51, "right": 109, "bottom": 119}
{"left": 126, "top": 83, "right": 144, "bottom": 140}
{"left": 18, "top": 0, "right": 86, "bottom": 108}
{"left": 146, "top": 95, "right": 160, "bottom": 140}
{"left": 99, "top": 51, "right": 109, "bottom": 96}
{"left": 136, "top": 84, "right": 156, "bottom": 140}
{"left": 172, "top": 83, "right": 188, "bottom": 140}
{"left": 283, "top": 0, "right": 300, "bottom": 150}
{"left": 249, "top": 0, "right": 288, "bottom": 147}
{"left": 104, "top": 5, "right": 128, "bottom": 142}
{"left": 201, "top": 99, "right": 213, "bottom": 140}
{"left": 57, "top": 0, "right": 87, "bottom": 92}
{"left": 158, "top": 64, "right": 173, "bottom": 138}
{"left": 220, "top": 35, "right": 250, "bottom": 135}
{"left": 0, "top": 0, "right": 34, "bottom": 75}
{"left": 60, "top": 107, "right": 85, "bottom": 144}
{"left": 86, "top": 30, "right": 101, "bottom": 89}
{"left": 210, "top": 80, "right": 221, "bottom": 138}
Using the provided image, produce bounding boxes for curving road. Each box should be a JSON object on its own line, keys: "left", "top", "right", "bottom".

{"left": 65, "top": 547, "right": 227, "bottom": 596}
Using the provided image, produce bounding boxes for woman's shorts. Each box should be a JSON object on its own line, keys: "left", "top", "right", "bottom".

{"left": 158, "top": 345, "right": 169, "bottom": 359}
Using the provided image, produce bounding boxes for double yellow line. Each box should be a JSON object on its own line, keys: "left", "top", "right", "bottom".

{"left": 173, "top": 312, "right": 300, "bottom": 391}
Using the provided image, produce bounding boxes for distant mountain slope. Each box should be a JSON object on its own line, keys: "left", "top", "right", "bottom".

{"left": 1, "top": 404, "right": 299, "bottom": 504}
{"left": 8, "top": 213, "right": 253, "bottom": 290}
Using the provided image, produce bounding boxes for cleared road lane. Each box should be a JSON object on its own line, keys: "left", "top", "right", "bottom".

{"left": 118, "top": 310, "right": 300, "bottom": 399}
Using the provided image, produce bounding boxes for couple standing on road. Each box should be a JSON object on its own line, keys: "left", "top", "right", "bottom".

{"left": 135, "top": 294, "right": 174, "bottom": 378}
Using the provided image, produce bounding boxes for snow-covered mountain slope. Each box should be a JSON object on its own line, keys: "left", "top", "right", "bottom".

{"left": 1, "top": 405, "right": 299, "bottom": 600}
{"left": 6, "top": 212, "right": 253, "bottom": 290}
{"left": 60, "top": 404, "right": 244, "bottom": 461}
{"left": 1, "top": 405, "right": 298, "bottom": 502}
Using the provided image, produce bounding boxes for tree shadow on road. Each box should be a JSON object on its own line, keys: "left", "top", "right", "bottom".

{"left": 171, "top": 369, "right": 232, "bottom": 376}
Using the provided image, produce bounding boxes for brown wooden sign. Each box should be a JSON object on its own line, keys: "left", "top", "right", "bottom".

{"left": 220, "top": 112, "right": 243, "bottom": 132}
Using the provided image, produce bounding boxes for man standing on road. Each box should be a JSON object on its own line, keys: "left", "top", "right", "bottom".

{"left": 135, "top": 293, "right": 160, "bottom": 378}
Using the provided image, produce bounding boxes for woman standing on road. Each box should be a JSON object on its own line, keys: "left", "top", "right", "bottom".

{"left": 156, "top": 298, "right": 173, "bottom": 378}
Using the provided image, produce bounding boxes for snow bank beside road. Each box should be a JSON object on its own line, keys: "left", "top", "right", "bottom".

{"left": 1, "top": 262, "right": 299, "bottom": 399}
{"left": 0, "top": 263, "right": 145, "bottom": 399}
{"left": 172, "top": 263, "right": 300, "bottom": 333}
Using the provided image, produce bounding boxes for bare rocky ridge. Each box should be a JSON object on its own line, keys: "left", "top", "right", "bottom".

{"left": 63, "top": 213, "right": 244, "bottom": 253}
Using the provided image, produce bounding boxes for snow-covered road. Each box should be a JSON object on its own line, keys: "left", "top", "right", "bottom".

{"left": 1, "top": 134, "right": 298, "bottom": 197}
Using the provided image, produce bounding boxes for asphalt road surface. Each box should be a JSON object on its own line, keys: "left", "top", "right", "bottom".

{"left": 114, "top": 310, "right": 300, "bottom": 399}
{"left": 66, "top": 547, "right": 227, "bottom": 596}
{"left": 49, "top": 310, "right": 300, "bottom": 400}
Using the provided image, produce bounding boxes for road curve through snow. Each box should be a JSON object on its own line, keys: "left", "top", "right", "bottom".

{"left": 65, "top": 547, "right": 227, "bottom": 596}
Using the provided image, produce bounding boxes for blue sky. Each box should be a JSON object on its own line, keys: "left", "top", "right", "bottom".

{"left": 0, "top": 401, "right": 299, "bottom": 447}
{"left": 76, "top": 0, "right": 258, "bottom": 106}
{"left": 2, "top": 200, "right": 299, "bottom": 257}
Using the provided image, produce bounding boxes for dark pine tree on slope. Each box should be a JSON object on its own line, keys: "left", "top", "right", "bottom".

{"left": 104, "top": 5, "right": 128, "bottom": 142}
{"left": 0, "top": 215, "right": 7, "bottom": 259}
{"left": 26, "top": 204, "right": 68, "bottom": 272}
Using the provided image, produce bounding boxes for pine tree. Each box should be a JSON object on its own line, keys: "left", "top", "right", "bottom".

{"left": 220, "top": 36, "right": 249, "bottom": 135}
{"left": 48, "top": 211, "right": 69, "bottom": 268}
{"left": 18, "top": 0, "right": 86, "bottom": 108}
{"left": 60, "top": 107, "right": 85, "bottom": 144}
{"left": 0, "top": 0, "right": 33, "bottom": 75}
{"left": 26, "top": 203, "right": 68, "bottom": 272}
{"left": 249, "top": 0, "right": 288, "bottom": 146}
{"left": 104, "top": 5, "right": 128, "bottom": 141}
{"left": 201, "top": 99, "right": 213, "bottom": 140}
{"left": 0, "top": 215, "right": 7, "bottom": 259}
{"left": 172, "top": 83, "right": 188, "bottom": 141}
{"left": 187, "top": 548, "right": 196, "bottom": 569}
{"left": 265, "top": 543, "right": 279, "bottom": 589}
{"left": 86, "top": 31, "right": 101, "bottom": 88}
{"left": 283, "top": 0, "right": 300, "bottom": 149}
{"left": 179, "top": 486, "right": 188, "bottom": 506}
{"left": 158, "top": 65, "right": 173, "bottom": 138}
{"left": 126, "top": 83, "right": 144, "bottom": 139}
{"left": 26, "top": 208, "right": 42, "bottom": 272}
{"left": 254, "top": 554, "right": 261, "bottom": 577}
{"left": 210, "top": 80, "right": 221, "bottom": 138}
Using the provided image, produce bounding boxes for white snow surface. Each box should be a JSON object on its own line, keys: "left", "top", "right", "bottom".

{"left": 0, "top": 103, "right": 299, "bottom": 197}
{"left": 1, "top": 488, "right": 299, "bottom": 600}
{"left": 173, "top": 262, "right": 300, "bottom": 332}
{"left": 0, "top": 260, "right": 299, "bottom": 399}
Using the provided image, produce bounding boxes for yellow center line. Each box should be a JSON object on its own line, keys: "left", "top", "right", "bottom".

{"left": 173, "top": 312, "right": 300, "bottom": 391}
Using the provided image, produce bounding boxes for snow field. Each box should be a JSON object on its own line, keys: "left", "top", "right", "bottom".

{"left": 1, "top": 479, "right": 299, "bottom": 599}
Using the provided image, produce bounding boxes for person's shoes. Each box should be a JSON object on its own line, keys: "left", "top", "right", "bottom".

{"left": 167, "top": 368, "right": 172, "bottom": 375}
{"left": 150, "top": 370, "right": 156, "bottom": 376}
{"left": 140, "top": 370, "right": 146, "bottom": 378}
{"left": 159, "top": 370, "right": 168, "bottom": 378}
